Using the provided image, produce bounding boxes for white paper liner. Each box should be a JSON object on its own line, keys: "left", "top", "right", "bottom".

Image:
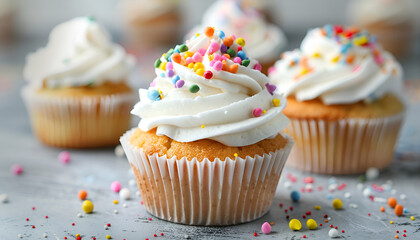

{"left": 21, "top": 86, "right": 137, "bottom": 148}
{"left": 285, "top": 113, "right": 405, "bottom": 174}
{"left": 120, "top": 128, "right": 294, "bottom": 226}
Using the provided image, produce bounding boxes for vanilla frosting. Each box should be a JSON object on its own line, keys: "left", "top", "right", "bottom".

{"left": 24, "top": 17, "right": 135, "bottom": 89}
{"left": 131, "top": 27, "right": 289, "bottom": 146}
{"left": 349, "top": 0, "right": 414, "bottom": 25}
{"left": 269, "top": 25, "right": 403, "bottom": 105}
{"left": 189, "top": 0, "right": 286, "bottom": 63}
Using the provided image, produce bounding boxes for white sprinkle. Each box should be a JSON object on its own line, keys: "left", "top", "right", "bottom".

{"left": 357, "top": 183, "right": 364, "bottom": 190}
{"left": 18, "top": 234, "right": 23, "bottom": 238}
{"left": 114, "top": 145, "right": 125, "bottom": 158}
{"left": 114, "top": 209, "right": 119, "bottom": 214}
{"left": 119, "top": 188, "right": 131, "bottom": 200}
{"left": 391, "top": 189, "right": 397, "bottom": 195}
{"left": 328, "top": 228, "right": 339, "bottom": 238}
{"left": 136, "top": 191, "right": 140, "bottom": 196}
{"left": 284, "top": 181, "right": 291, "bottom": 189}
{"left": 77, "top": 213, "right": 83, "bottom": 218}
{"left": 184, "top": 235, "right": 190, "bottom": 239}
{"left": 305, "top": 183, "right": 313, "bottom": 190}
{"left": 129, "top": 179, "right": 136, "bottom": 187}
{"left": 328, "top": 177, "right": 336, "bottom": 185}
{"left": 328, "top": 183, "right": 337, "bottom": 191}
{"left": 344, "top": 192, "right": 351, "bottom": 199}
{"left": 366, "top": 167, "right": 379, "bottom": 181}
{"left": 363, "top": 188, "right": 372, "bottom": 197}
{"left": 0, "top": 194, "right": 8, "bottom": 203}
{"left": 349, "top": 203, "right": 358, "bottom": 208}
{"left": 374, "top": 197, "right": 386, "bottom": 203}
{"left": 327, "top": 217, "right": 331, "bottom": 221}
{"left": 43, "top": 233, "right": 48, "bottom": 238}
{"left": 400, "top": 194, "right": 406, "bottom": 200}
{"left": 123, "top": 203, "right": 128, "bottom": 208}
{"left": 104, "top": 225, "right": 109, "bottom": 230}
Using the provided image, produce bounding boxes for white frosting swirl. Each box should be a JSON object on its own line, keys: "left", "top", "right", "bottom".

{"left": 189, "top": 0, "right": 286, "bottom": 63}
{"left": 131, "top": 29, "right": 289, "bottom": 146}
{"left": 24, "top": 17, "right": 135, "bottom": 88}
{"left": 269, "top": 25, "right": 403, "bottom": 105}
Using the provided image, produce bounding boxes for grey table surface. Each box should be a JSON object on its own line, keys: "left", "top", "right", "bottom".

{"left": 1, "top": 36, "right": 420, "bottom": 240}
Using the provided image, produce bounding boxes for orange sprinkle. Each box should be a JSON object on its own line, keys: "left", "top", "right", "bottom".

{"left": 300, "top": 57, "right": 309, "bottom": 68}
{"left": 78, "top": 190, "right": 87, "bottom": 200}
{"left": 380, "top": 206, "right": 385, "bottom": 212}
{"left": 229, "top": 64, "right": 239, "bottom": 73}
{"left": 204, "top": 26, "right": 214, "bottom": 37}
{"left": 347, "top": 54, "right": 355, "bottom": 64}
{"left": 348, "top": 26, "right": 360, "bottom": 34}
{"left": 223, "top": 53, "right": 231, "bottom": 59}
{"left": 395, "top": 204, "right": 403, "bottom": 216}
{"left": 270, "top": 222, "right": 274, "bottom": 225}
{"left": 324, "top": 219, "right": 328, "bottom": 223}
{"left": 223, "top": 36, "right": 233, "bottom": 47}
{"left": 320, "top": 28, "right": 327, "bottom": 36}
{"left": 222, "top": 60, "right": 228, "bottom": 71}
{"left": 171, "top": 53, "right": 181, "bottom": 64}
{"left": 388, "top": 197, "right": 397, "bottom": 208}
{"left": 395, "top": 235, "right": 399, "bottom": 239}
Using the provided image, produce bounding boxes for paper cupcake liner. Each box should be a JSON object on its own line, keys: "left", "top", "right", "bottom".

{"left": 120, "top": 128, "right": 294, "bottom": 226}
{"left": 285, "top": 113, "right": 405, "bottom": 174}
{"left": 21, "top": 86, "right": 137, "bottom": 148}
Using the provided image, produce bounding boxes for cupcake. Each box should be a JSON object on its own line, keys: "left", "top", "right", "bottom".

{"left": 269, "top": 25, "right": 405, "bottom": 175}
{"left": 187, "top": 0, "right": 287, "bottom": 74}
{"left": 22, "top": 17, "right": 136, "bottom": 148}
{"left": 120, "top": 0, "right": 181, "bottom": 51}
{"left": 348, "top": 0, "right": 415, "bottom": 57}
{"left": 120, "top": 26, "right": 294, "bottom": 225}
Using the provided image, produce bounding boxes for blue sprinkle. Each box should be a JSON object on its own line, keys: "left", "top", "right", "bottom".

{"left": 369, "top": 35, "right": 377, "bottom": 43}
{"left": 237, "top": 51, "right": 247, "bottom": 60}
{"left": 217, "top": 30, "right": 225, "bottom": 39}
{"left": 403, "top": 208, "right": 408, "bottom": 213}
{"left": 160, "top": 73, "right": 165, "bottom": 78}
{"left": 174, "top": 45, "right": 180, "bottom": 53}
{"left": 291, "top": 191, "right": 300, "bottom": 203}
{"left": 340, "top": 44, "right": 352, "bottom": 54}
{"left": 171, "top": 75, "right": 180, "bottom": 84}
{"left": 147, "top": 89, "right": 161, "bottom": 101}
{"left": 327, "top": 194, "right": 334, "bottom": 200}
{"left": 324, "top": 24, "right": 333, "bottom": 36}
{"left": 328, "top": 177, "right": 336, "bottom": 185}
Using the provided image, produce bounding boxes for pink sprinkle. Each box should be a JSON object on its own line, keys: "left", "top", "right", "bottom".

{"left": 304, "top": 177, "right": 314, "bottom": 184}
{"left": 11, "top": 164, "right": 23, "bottom": 175}
{"left": 140, "top": 201, "right": 143, "bottom": 205}
{"left": 233, "top": 57, "right": 242, "bottom": 64}
{"left": 192, "top": 52, "right": 203, "bottom": 62}
{"left": 337, "top": 183, "right": 346, "bottom": 191}
{"left": 213, "top": 53, "right": 222, "bottom": 61}
{"left": 110, "top": 181, "right": 122, "bottom": 193}
{"left": 208, "top": 41, "right": 220, "bottom": 54}
{"left": 268, "top": 66, "right": 276, "bottom": 74}
{"left": 369, "top": 195, "right": 375, "bottom": 202}
{"left": 197, "top": 48, "right": 206, "bottom": 56}
{"left": 307, "top": 188, "right": 313, "bottom": 193}
{"left": 209, "top": 60, "right": 215, "bottom": 67}
{"left": 374, "top": 55, "right": 384, "bottom": 65}
{"left": 253, "top": 108, "right": 263, "bottom": 117}
{"left": 253, "top": 63, "right": 262, "bottom": 71}
{"left": 186, "top": 57, "right": 193, "bottom": 65}
{"left": 261, "top": 222, "right": 271, "bottom": 234}
{"left": 149, "top": 218, "right": 152, "bottom": 221}
{"left": 58, "top": 151, "right": 71, "bottom": 164}
{"left": 301, "top": 188, "right": 306, "bottom": 193}
{"left": 372, "top": 184, "right": 384, "bottom": 192}
{"left": 237, "top": 46, "right": 242, "bottom": 51}
{"left": 166, "top": 62, "right": 173, "bottom": 70}
{"left": 150, "top": 79, "right": 156, "bottom": 87}
{"left": 231, "top": 35, "right": 236, "bottom": 40}
{"left": 317, "top": 186, "right": 323, "bottom": 191}
{"left": 352, "top": 65, "right": 361, "bottom": 72}
{"left": 213, "top": 61, "right": 223, "bottom": 71}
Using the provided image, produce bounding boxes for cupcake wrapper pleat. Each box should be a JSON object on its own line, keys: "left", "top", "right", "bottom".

{"left": 120, "top": 128, "right": 294, "bottom": 226}
{"left": 21, "top": 86, "right": 136, "bottom": 148}
{"left": 285, "top": 113, "right": 405, "bottom": 174}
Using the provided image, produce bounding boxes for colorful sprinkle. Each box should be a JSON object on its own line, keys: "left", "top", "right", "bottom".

{"left": 253, "top": 108, "right": 263, "bottom": 117}
{"left": 11, "top": 164, "right": 23, "bottom": 175}
{"left": 203, "top": 71, "right": 213, "bottom": 79}
{"left": 82, "top": 200, "right": 94, "bottom": 213}
{"left": 175, "top": 80, "right": 185, "bottom": 88}
{"left": 189, "top": 85, "right": 200, "bottom": 93}
{"left": 110, "top": 181, "right": 122, "bottom": 193}
{"left": 235, "top": 37, "right": 245, "bottom": 47}
{"left": 291, "top": 191, "right": 300, "bottom": 202}
{"left": 395, "top": 204, "right": 403, "bottom": 216}
{"left": 388, "top": 197, "right": 397, "bottom": 208}
{"left": 204, "top": 26, "right": 214, "bottom": 37}
{"left": 289, "top": 219, "right": 302, "bottom": 231}
{"left": 78, "top": 190, "right": 87, "bottom": 200}
{"left": 307, "top": 219, "right": 318, "bottom": 230}
{"left": 58, "top": 151, "right": 71, "bottom": 164}
{"left": 261, "top": 222, "right": 271, "bottom": 234}
{"left": 147, "top": 90, "right": 161, "bottom": 101}
{"left": 332, "top": 199, "right": 343, "bottom": 210}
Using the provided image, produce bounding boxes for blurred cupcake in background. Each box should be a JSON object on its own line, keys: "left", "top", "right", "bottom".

{"left": 348, "top": 0, "right": 415, "bottom": 57}
{"left": 120, "top": 0, "right": 182, "bottom": 51}
{"left": 187, "top": 0, "right": 287, "bottom": 74}
{"left": 269, "top": 25, "right": 405, "bottom": 174}
{"left": 22, "top": 17, "right": 136, "bottom": 148}
{"left": 0, "top": 0, "right": 16, "bottom": 44}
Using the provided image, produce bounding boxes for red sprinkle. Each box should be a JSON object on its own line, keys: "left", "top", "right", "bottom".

{"left": 324, "top": 214, "right": 328, "bottom": 218}
{"left": 92, "top": 238, "right": 96, "bottom": 240}
{"left": 335, "top": 226, "right": 338, "bottom": 229}
{"left": 107, "top": 223, "right": 111, "bottom": 227}
{"left": 203, "top": 71, "right": 213, "bottom": 79}
{"left": 45, "top": 216, "right": 48, "bottom": 219}
{"left": 306, "top": 211, "right": 312, "bottom": 215}
{"left": 397, "top": 231, "right": 399, "bottom": 233}
{"left": 330, "top": 225, "right": 333, "bottom": 228}
{"left": 140, "top": 201, "right": 143, "bottom": 205}
{"left": 146, "top": 239, "right": 149, "bottom": 240}
{"left": 26, "top": 218, "right": 29, "bottom": 221}
{"left": 76, "top": 237, "right": 81, "bottom": 240}
{"left": 320, "top": 224, "right": 323, "bottom": 226}
{"left": 161, "top": 233, "right": 164, "bottom": 236}
{"left": 72, "top": 223, "right": 75, "bottom": 226}
{"left": 303, "top": 235, "right": 306, "bottom": 238}
{"left": 368, "top": 213, "right": 371, "bottom": 216}
{"left": 404, "top": 230, "right": 406, "bottom": 233}
{"left": 149, "top": 218, "right": 152, "bottom": 221}
{"left": 403, "top": 234, "right": 406, "bottom": 237}
{"left": 32, "top": 225, "right": 35, "bottom": 229}
{"left": 64, "top": 237, "right": 67, "bottom": 240}
{"left": 279, "top": 203, "right": 283, "bottom": 208}
{"left": 301, "top": 187, "right": 306, "bottom": 193}
{"left": 289, "top": 206, "right": 294, "bottom": 211}
{"left": 284, "top": 209, "right": 288, "bottom": 213}
{"left": 302, "top": 215, "right": 306, "bottom": 219}
{"left": 154, "top": 234, "right": 157, "bottom": 237}
{"left": 253, "top": 232, "right": 258, "bottom": 237}
{"left": 342, "top": 230, "right": 345, "bottom": 233}
{"left": 32, "top": 207, "right": 35, "bottom": 210}
{"left": 304, "top": 177, "right": 314, "bottom": 183}
{"left": 337, "top": 183, "right": 346, "bottom": 190}
{"left": 238, "top": 46, "right": 242, "bottom": 51}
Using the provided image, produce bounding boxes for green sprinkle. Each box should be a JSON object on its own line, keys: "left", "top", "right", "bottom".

{"left": 242, "top": 59, "right": 250, "bottom": 67}
{"left": 87, "top": 16, "right": 96, "bottom": 22}
{"left": 179, "top": 44, "right": 188, "bottom": 53}
{"left": 226, "top": 49, "right": 236, "bottom": 58}
{"left": 154, "top": 59, "right": 162, "bottom": 68}
{"left": 62, "top": 58, "right": 70, "bottom": 64}
{"left": 87, "top": 81, "right": 95, "bottom": 87}
{"left": 358, "top": 175, "right": 366, "bottom": 183}
{"left": 166, "top": 49, "right": 174, "bottom": 61}
{"left": 189, "top": 84, "right": 200, "bottom": 93}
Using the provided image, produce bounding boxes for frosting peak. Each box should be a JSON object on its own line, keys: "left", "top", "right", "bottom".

{"left": 24, "top": 17, "right": 135, "bottom": 88}
{"left": 269, "top": 25, "right": 403, "bottom": 105}
{"left": 131, "top": 27, "right": 289, "bottom": 146}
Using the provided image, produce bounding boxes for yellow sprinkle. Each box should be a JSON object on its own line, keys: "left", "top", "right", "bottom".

{"left": 353, "top": 36, "right": 368, "bottom": 46}
{"left": 188, "top": 63, "right": 195, "bottom": 69}
{"left": 184, "top": 51, "right": 193, "bottom": 59}
{"left": 209, "top": 54, "right": 214, "bottom": 61}
{"left": 113, "top": 200, "right": 119, "bottom": 204}
{"left": 289, "top": 219, "right": 302, "bottom": 231}
{"left": 82, "top": 200, "right": 94, "bottom": 214}
{"left": 272, "top": 98, "right": 280, "bottom": 107}
{"left": 196, "top": 68, "right": 205, "bottom": 76}
{"left": 233, "top": 153, "right": 238, "bottom": 157}
{"left": 306, "top": 219, "right": 318, "bottom": 230}
{"left": 263, "top": 110, "right": 267, "bottom": 114}
{"left": 76, "top": 234, "right": 80, "bottom": 237}
{"left": 235, "top": 37, "right": 245, "bottom": 47}
{"left": 201, "top": 125, "right": 205, "bottom": 128}
{"left": 314, "top": 205, "right": 322, "bottom": 210}
{"left": 159, "top": 62, "right": 167, "bottom": 71}
{"left": 300, "top": 68, "right": 311, "bottom": 76}
{"left": 411, "top": 216, "right": 415, "bottom": 221}
{"left": 195, "top": 33, "right": 200, "bottom": 37}
{"left": 194, "top": 62, "right": 204, "bottom": 71}
{"left": 331, "top": 55, "right": 340, "bottom": 63}
{"left": 312, "top": 52, "right": 321, "bottom": 58}
{"left": 106, "top": 235, "right": 112, "bottom": 239}
{"left": 390, "top": 221, "right": 394, "bottom": 224}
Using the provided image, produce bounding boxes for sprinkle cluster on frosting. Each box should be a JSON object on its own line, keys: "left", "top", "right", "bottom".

{"left": 132, "top": 26, "right": 289, "bottom": 146}
{"left": 269, "top": 24, "right": 402, "bottom": 105}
